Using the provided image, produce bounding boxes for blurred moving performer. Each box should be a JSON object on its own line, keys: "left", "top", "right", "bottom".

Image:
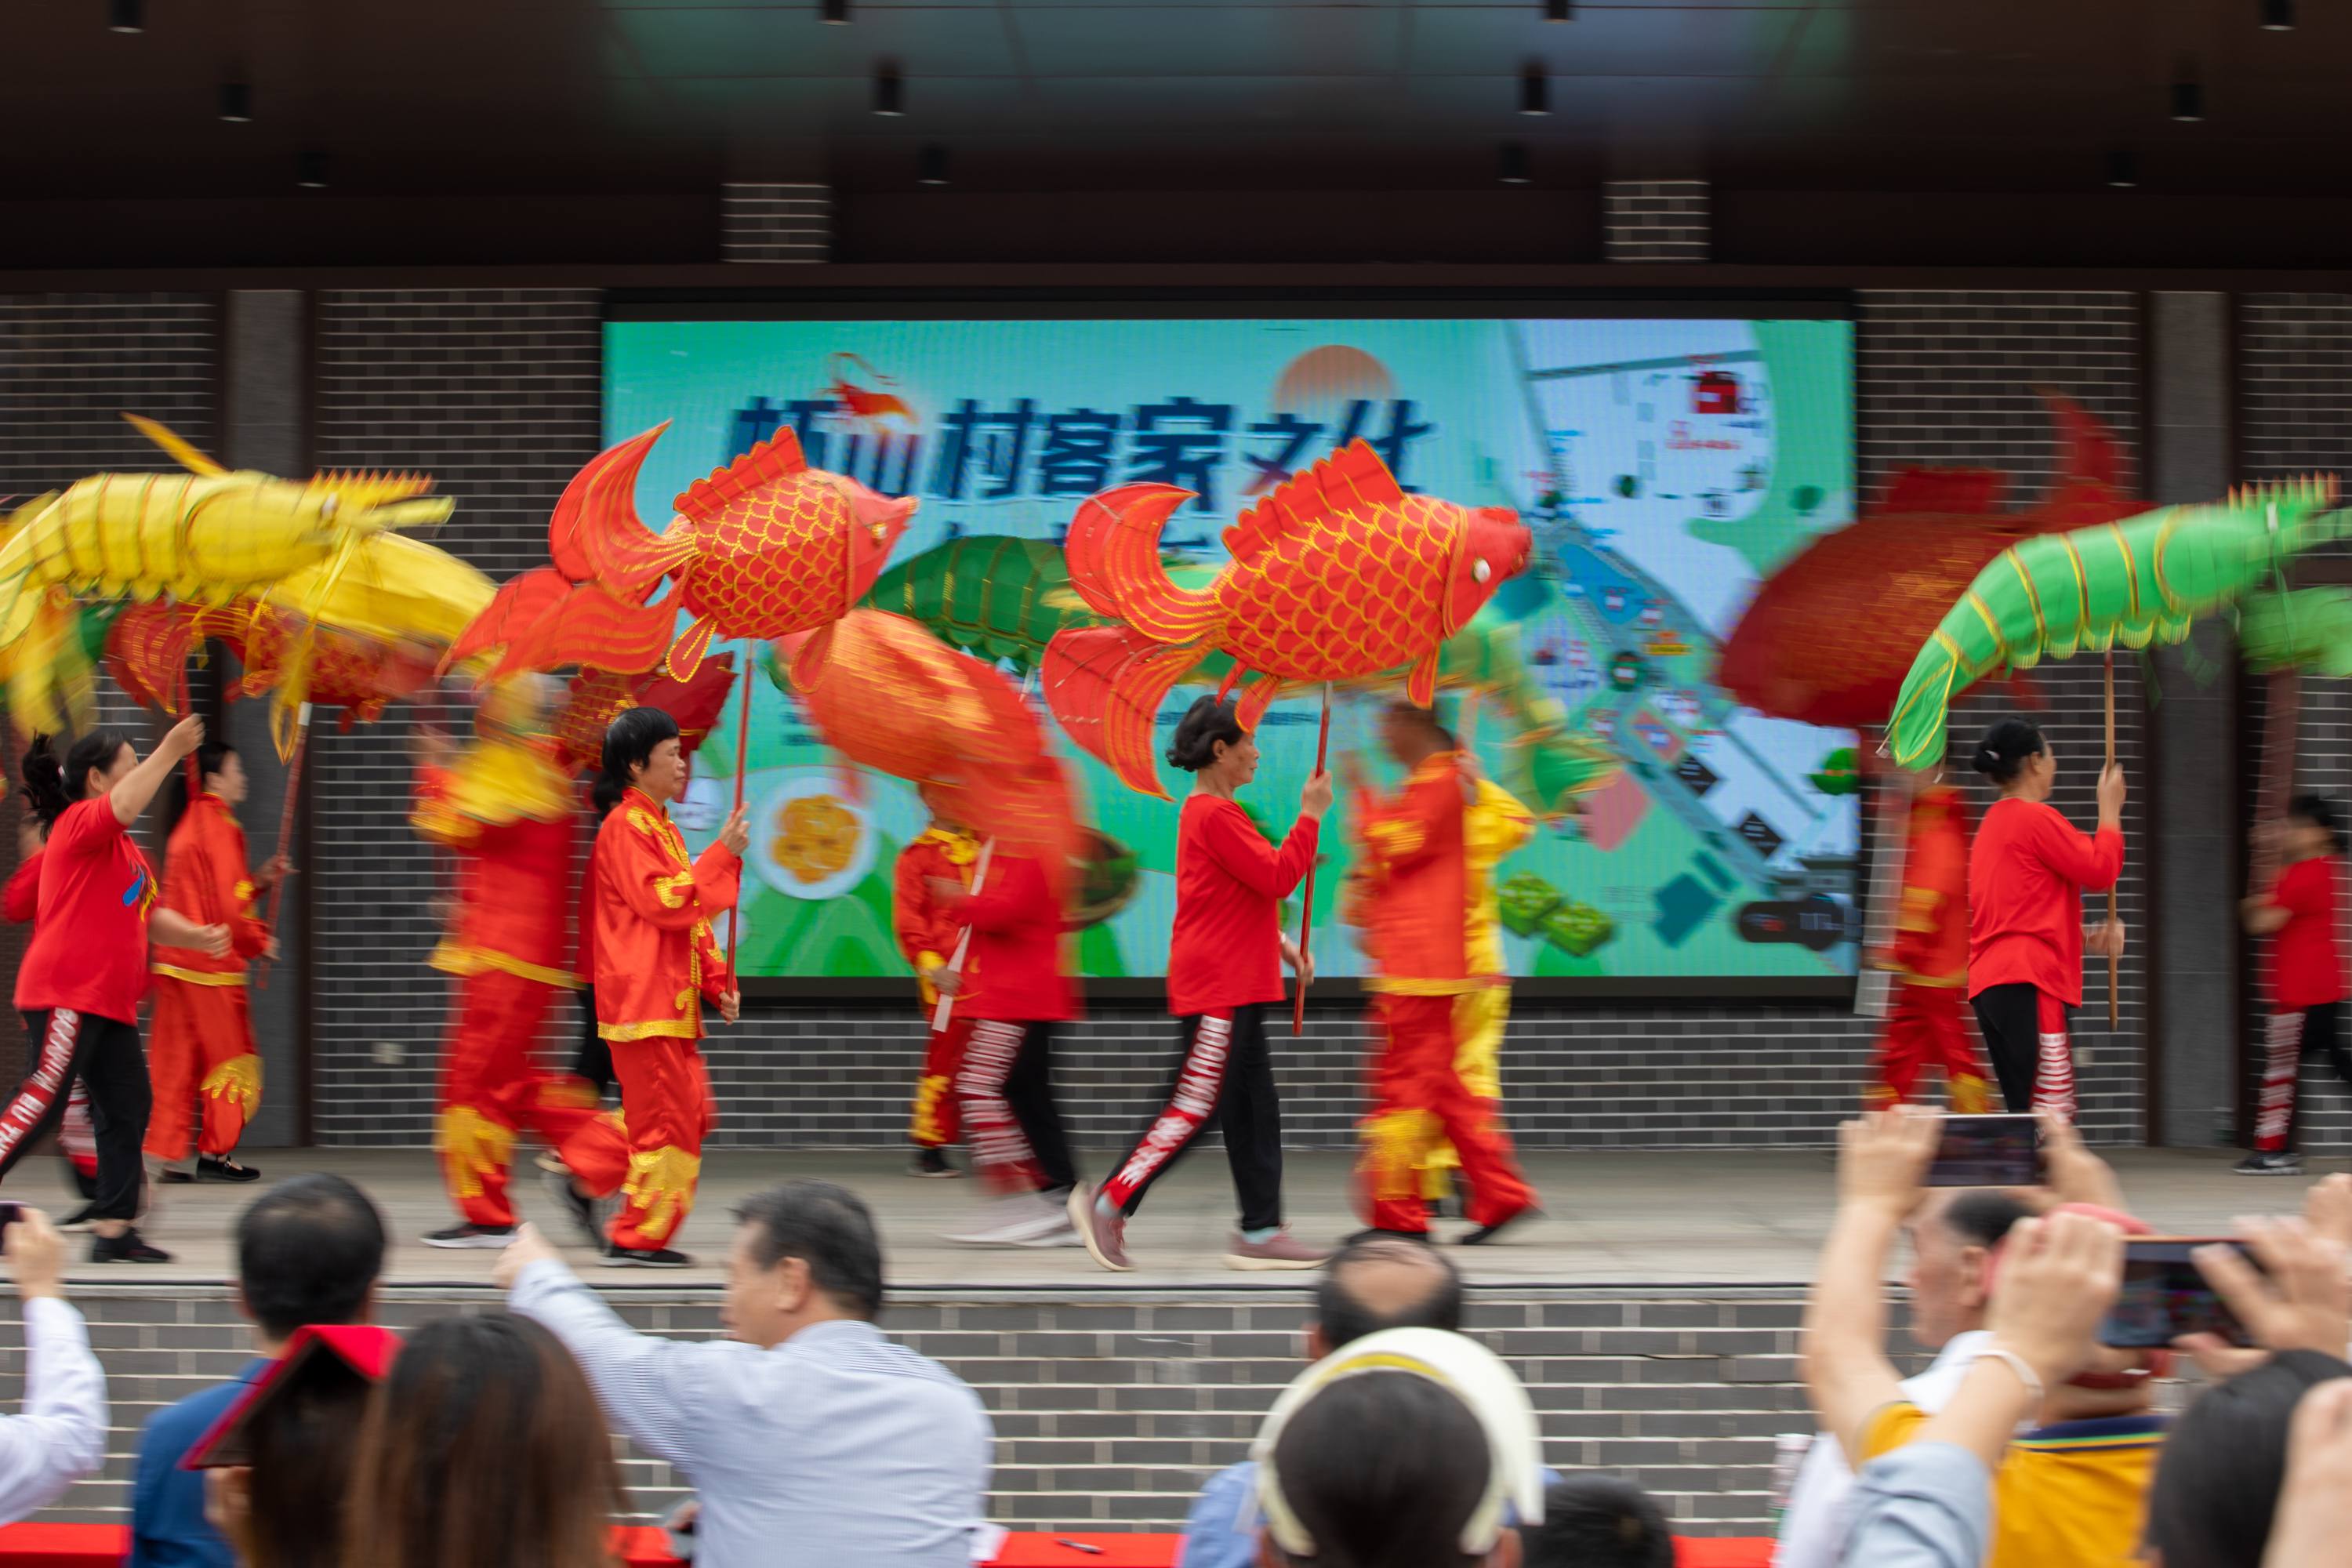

{"left": 1866, "top": 773, "right": 1991, "bottom": 1114}
{"left": 558, "top": 706, "right": 747, "bottom": 1268}
{"left": 411, "top": 682, "right": 615, "bottom": 1250}
{"left": 5, "top": 795, "right": 100, "bottom": 1229}
{"left": 894, "top": 789, "right": 978, "bottom": 1179}
{"left": 2238, "top": 793, "right": 2351, "bottom": 1176}
{"left": 144, "top": 741, "right": 283, "bottom": 1184}
{"left": 1352, "top": 704, "right": 1537, "bottom": 1245}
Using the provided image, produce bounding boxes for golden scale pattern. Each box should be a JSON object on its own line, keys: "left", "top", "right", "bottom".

{"left": 1217, "top": 495, "right": 1457, "bottom": 677}
{"left": 677, "top": 478, "right": 855, "bottom": 636}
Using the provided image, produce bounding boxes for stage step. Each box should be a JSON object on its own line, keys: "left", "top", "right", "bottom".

{"left": 2, "top": 1281, "right": 1875, "bottom": 1537}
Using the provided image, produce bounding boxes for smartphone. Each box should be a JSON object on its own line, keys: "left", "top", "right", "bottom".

{"left": 0, "top": 1202, "right": 19, "bottom": 1232}
{"left": 2099, "top": 1238, "right": 2259, "bottom": 1348}
{"left": 1926, "top": 1114, "right": 2045, "bottom": 1188}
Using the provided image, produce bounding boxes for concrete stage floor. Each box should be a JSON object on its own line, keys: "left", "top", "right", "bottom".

{"left": 43, "top": 1144, "right": 2322, "bottom": 1289}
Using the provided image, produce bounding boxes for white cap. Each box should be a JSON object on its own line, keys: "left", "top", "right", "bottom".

{"left": 1250, "top": 1327, "right": 1545, "bottom": 1558}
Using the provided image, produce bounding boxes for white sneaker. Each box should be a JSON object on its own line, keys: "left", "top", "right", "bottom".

{"left": 943, "top": 1195, "right": 1069, "bottom": 1247}
{"left": 1014, "top": 1215, "right": 1084, "bottom": 1248}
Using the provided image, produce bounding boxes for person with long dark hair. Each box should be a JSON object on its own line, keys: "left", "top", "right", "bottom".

{"left": 554, "top": 706, "right": 746, "bottom": 1267}
{"left": 145, "top": 739, "right": 284, "bottom": 1185}
{"left": 1965, "top": 717, "right": 2125, "bottom": 1123}
{"left": 0, "top": 718, "right": 228, "bottom": 1263}
{"left": 343, "top": 1313, "right": 622, "bottom": 1568}
{"left": 1069, "top": 695, "right": 1329, "bottom": 1272}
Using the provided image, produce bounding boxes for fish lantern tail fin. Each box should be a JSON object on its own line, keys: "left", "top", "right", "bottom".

{"left": 496, "top": 583, "right": 678, "bottom": 679}
{"left": 1043, "top": 623, "right": 1206, "bottom": 799}
{"left": 551, "top": 423, "right": 695, "bottom": 597}
{"left": 1063, "top": 484, "right": 1224, "bottom": 644}
{"left": 445, "top": 565, "right": 572, "bottom": 677}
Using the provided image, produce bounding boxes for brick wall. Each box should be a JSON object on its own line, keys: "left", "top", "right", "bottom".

{"left": 0, "top": 293, "right": 219, "bottom": 1079}
{"left": 2234, "top": 293, "right": 2352, "bottom": 1153}
{"left": 13, "top": 1279, "right": 1915, "bottom": 1537}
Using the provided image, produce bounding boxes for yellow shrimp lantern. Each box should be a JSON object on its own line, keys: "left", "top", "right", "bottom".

{"left": 0, "top": 414, "right": 453, "bottom": 648}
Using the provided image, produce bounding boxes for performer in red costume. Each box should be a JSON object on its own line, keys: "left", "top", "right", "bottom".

{"left": 2238, "top": 793, "right": 2352, "bottom": 1176}
{"left": 411, "top": 684, "right": 618, "bottom": 1250}
{"left": 5, "top": 796, "right": 100, "bottom": 1229}
{"left": 1069, "top": 696, "right": 1327, "bottom": 1273}
{"left": 1866, "top": 774, "right": 1991, "bottom": 1114}
{"left": 1350, "top": 704, "right": 1537, "bottom": 1243}
{"left": 925, "top": 846, "right": 1082, "bottom": 1247}
{"left": 1965, "top": 718, "right": 2125, "bottom": 1123}
{"left": 895, "top": 790, "right": 978, "bottom": 1178}
{"left": 144, "top": 742, "right": 283, "bottom": 1183}
{"left": 557, "top": 706, "right": 746, "bottom": 1267}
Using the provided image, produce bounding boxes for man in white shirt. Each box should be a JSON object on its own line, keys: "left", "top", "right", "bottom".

{"left": 495, "top": 1178, "right": 991, "bottom": 1568}
{"left": 1773, "top": 1188, "right": 2025, "bottom": 1568}
{"left": 0, "top": 1207, "right": 107, "bottom": 1522}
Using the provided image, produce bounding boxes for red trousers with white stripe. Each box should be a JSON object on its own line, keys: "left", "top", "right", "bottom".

{"left": 2256, "top": 1002, "right": 2352, "bottom": 1154}
{"left": 1969, "top": 983, "right": 2078, "bottom": 1123}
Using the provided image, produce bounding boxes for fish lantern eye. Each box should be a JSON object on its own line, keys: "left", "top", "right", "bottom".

{"left": 319, "top": 495, "right": 339, "bottom": 520}
{"left": 1472, "top": 558, "right": 1492, "bottom": 584}
{"left": 869, "top": 521, "right": 887, "bottom": 543}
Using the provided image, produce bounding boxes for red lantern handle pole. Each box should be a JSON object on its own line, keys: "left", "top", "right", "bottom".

{"left": 725, "top": 641, "right": 753, "bottom": 987}
{"left": 255, "top": 702, "right": 311, "bottom": 993}
{"left": 2103, "top": 652, "right": 2119, "bottom": 1030}
{"left": 1291, "top": 684, "right": 1333, "bottom": 1038}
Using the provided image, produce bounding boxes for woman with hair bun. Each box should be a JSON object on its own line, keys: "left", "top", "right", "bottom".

{"left": 1964, "top": 717, "right": 2125, "bottom": 1122}
{"left": 1069, "top": 695, "right": 1330, "bottom": 1273}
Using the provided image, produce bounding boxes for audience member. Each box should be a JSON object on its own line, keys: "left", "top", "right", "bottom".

{"left": 0, "top": 1208, "right": 105, "bottom": 1523}
{"left": 495, "top": 1178, "right": 989, "bottom": 1568}
{"left": 1250, "top": 1327, "right": 1544, "bottom": 1568}
{"left": 2262, "top": 1377, "right": 2352, "bottom": 1568}
{"left": 343, "top": 1312, "right": 621, "bottom": 1568}
{"left": 1183, "top": 1233, "right": 1468, "bottom": 1568}
{"left": 1524, "top": 1475, "right": 1674, "bottom": 1568}
{"left": 2143, "top": 1350, "right": 2352, "bottom": 1568}
{"left": 131, "top": 1174, "right": 385, "bottom": 1568}
{"left": 1777, "top": 1104, "right": 2118, "bottom": 1568}
{"left": 194, "top": 1325, "right": 398, "bottom": 1568}
{"left": 1802, "top": 1110, "right": 2159, "bottom": 1568}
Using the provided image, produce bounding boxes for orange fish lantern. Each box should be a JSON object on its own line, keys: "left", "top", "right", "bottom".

{"left": 1716, "top": 393, "right": 2139, "bottom": 729}
{"left": 553, "top": 659, "right": 738, "bottom": 776}
{"left": 1047, "top": 440, "right": 1531, "bottom": 797}
{"left": 781, "top": 609, "right": 1073, "bottom": 862}
{"left": 550, "top": 423, "right": 916, "bottom": 682}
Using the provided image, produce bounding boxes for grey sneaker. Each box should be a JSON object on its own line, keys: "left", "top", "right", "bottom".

{"left": 1224, "top": 1230, "right": 1329, "bottom": 1271}
{"left": 1068, "top": 1184, "right": 1133, "bottom": 1272}
{"left": 2234, "top": 1150, "right": 2307, "bottom": 1177}
{"left": 423, "top": 1223, "right": 516, "bottom": 1250}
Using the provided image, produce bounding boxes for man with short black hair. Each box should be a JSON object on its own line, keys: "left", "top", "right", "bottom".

{"left": 129, "top": 1173, "right": 386, "bottom": 1568}
{"left": 1184, "top": 1233, "right": 1494, "bottom": 1568}
{"left": 499, "top": 1178, "right": 991, "bottom": 1568}
{"left": 1524, "top": 1475, "right": 1675, "bottom": 1568}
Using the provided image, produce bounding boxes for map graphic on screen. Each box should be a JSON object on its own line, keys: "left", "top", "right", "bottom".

{"left": 605, "top": 316, "right": 1858, "bottom": 986}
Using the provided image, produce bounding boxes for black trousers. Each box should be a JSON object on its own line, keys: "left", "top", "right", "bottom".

{"left": 571, "top": 984, "right": 615, "bottom": 1098}
{"left": 0, "top": 1009, "right": 149, "bottom": 1221}
{"left": 1001, "top": 1022, "right": 1077, "bottom": 1196}
{"left": 1969, "top": 982, "right": 2064, "bottom": 1114}
{"left": 1106, "top": 1004, "right": 1283, "bottom": 1232}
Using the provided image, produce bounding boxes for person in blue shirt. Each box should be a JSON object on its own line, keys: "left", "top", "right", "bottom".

{"left": 129, "top": 1173, "right": 386, "bottom": 1568}
{"left": 1185, "top": 1233, "right": 1562, "bottom": 1568}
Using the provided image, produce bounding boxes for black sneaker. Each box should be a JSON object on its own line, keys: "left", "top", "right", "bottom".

{"left": 541, "top": 1164, "right": 603, "bottom": 1247}
{"left": 600, "top": 1243, "right": 691, "bottom": 1269}
{"left": 423, "top": 1223, "right": 517, "bottom": 1250}
{"left": 1461, "top": 1207, "right": 1542, "bottom": 1247}
{"left": 56, "top": 1203, "right": 97, "bottom": 1233}
{"left": 90, "top": 1227, "right": 172, "bottom": 1264}
{"left": 197, "top": 1155, "right": 261, "bottom": 1183}
{"left": 909, "top": 1146, "right": 960, "bottom": 1179}
{"left": 2234, "top": 1150, "right": 2307, "bottom": 1177}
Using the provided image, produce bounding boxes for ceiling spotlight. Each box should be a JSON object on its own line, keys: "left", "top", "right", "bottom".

{"left": 219, "top": 82, "right": 253, "bottom": 123}
{"left": 2262, "top": 0, "right": 2295, "bottom": 29}
{"left": 296, "top": 149, "right": 328, "bottom": 189}
{"left": 1519, "top": 64, "right": 1550, "bottom": 116}
{"left": 820, "top": 0, "right": 850, "bottom": 21}
{"left": 1544, "top": 0, "right": 1573, "bottom": 19}
{"left": 2105, "top": 148, "right": 2137, "bottom": 188}
{"left": 873, "top": 65, "right": 904, "bottom": 116}
{"left": 108, "top": 0, "right": 143, "bottom": 34}
{"left": 1499, "top": 143, "right": 1532, "bottom": 185}
{"left": 918, "top": 144, "right": 949, "bottom": 186}
{"left": 2170, "top": 72, "right": 2204, "bottom": 122}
